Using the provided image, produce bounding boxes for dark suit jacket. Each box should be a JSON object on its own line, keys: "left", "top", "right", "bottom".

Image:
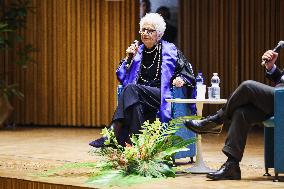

{"left": 266, "top": 67, "right": 284, "bottom": 87}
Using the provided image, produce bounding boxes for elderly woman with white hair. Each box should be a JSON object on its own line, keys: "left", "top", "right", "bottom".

{"left": 90, "top": 13, "right": 196, "bottom": 148}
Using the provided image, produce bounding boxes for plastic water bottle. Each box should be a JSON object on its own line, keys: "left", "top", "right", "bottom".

{"left": 211, "top": 73, "right": 220, "bottom": 99}
{"left": 196, "top": 72, "right": 206, "bottom": 99}
{"left": 196, "top": 72, "right": 204, "bottom": 85}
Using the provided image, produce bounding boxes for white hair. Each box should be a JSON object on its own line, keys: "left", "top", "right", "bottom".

{"left": 139, "top": 13, "right": 166, "bottom": 40}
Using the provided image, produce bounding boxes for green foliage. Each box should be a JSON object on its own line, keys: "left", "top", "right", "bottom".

{"left": 93, "top": 118, "right": 198, "bottom": 178}
{"left": 0, "top": 0, "right": 35, "bottom": 99}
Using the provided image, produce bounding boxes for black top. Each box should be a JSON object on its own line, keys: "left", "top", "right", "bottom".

{"left": 137, "top": 43, "right": 162, "bottom": 88}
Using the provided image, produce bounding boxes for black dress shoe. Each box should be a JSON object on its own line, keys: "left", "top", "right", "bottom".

{"left": 184, "top": 115, "right": 223, "bottom": 134}
{"left": 206, "top": 161, "right": 241, "bottom": 180}
{"left": 89, "top": 137, "right": 108, "bottom": 148}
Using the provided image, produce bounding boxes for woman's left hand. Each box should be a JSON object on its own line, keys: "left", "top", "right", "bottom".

{"left": 173, "top": 77, "right": 185, "bottom": 87}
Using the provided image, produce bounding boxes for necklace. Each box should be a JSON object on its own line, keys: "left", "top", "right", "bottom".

{"left": 141, "top": 50, "right": 158, "bottom": 70}
{"left": 139, "top": 42, "right": 161, "bottom": 83}
{"left": 144, "top": 45, "right": 157, "bottom": 54}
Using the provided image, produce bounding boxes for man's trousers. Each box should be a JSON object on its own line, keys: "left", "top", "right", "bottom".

{"left": 219, "top": 80, "right": 274, "bottom": 161}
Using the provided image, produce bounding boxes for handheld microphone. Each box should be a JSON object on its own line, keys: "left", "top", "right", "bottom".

{"left": 261, "top": 40, "right": 284, "bottom": 66}
{"left": 125, "top": 40, "right": 139, "bottom": 70}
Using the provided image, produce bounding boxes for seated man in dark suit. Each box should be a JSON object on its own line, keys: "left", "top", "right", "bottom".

{"left": 184, "top": 48, "right": 284, "bottom": 180}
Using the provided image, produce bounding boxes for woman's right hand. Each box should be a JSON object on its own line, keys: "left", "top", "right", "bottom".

{"left": 125, "top": 41, "right": 139, "bottom": 59}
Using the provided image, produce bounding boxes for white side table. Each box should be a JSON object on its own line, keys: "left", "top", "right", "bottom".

{"left": 166, "top": 98, "right": 227, "bottom": 173}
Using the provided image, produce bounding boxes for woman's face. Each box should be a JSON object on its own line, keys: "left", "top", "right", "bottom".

{"left": 140, "top": 23, "right": 158, "bottom": 48}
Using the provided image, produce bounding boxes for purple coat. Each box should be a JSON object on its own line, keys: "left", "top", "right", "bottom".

{"left": 116, "top": 40, "right": 195, "bottom": 122}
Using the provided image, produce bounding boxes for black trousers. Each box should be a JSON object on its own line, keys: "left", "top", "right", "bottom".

{"left": 112, "top": 84, "right": 161, "bottom": 143}
{"left": 219, "top": 80, "right": 274, "bottom": 161}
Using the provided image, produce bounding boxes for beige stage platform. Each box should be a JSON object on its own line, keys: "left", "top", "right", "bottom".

{"left": 0, "top": 126, "right": 283, "bottom": 189}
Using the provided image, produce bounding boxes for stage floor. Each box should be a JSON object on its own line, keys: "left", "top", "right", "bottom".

{"left": 0, "top": 126, "right": 283, "bottom": 188}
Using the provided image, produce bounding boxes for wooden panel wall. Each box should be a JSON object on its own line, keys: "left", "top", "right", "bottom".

{"left": 3, "top": 0, "right": 284, "bottom": 126}
{"left": 5, "top": 0, "right": 139, "bottom": 127}
{"left": 179, "top": 0, "right": 284, "bottom": 114}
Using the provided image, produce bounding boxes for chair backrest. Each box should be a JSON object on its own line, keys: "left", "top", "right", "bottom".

{"left": 274, "top": 87, "right": 284, "bottom": 172}
{"left": 171, "top": 86, "right": 197, "bottom": 159}
{"left": 263, "top": 87, "right": 284, "bottom": 172}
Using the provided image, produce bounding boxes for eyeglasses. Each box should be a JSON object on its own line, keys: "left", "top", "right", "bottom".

{"left": 139, "top": 28, "right": 156, "bottom": 35}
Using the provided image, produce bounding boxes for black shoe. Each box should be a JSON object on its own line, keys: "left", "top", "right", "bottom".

{"left": 206, "top": 161, "right": 241, "bottom": 180}
{"left": 184, "top": 115, "right": 223, "bottom": 134}
{"left": 89, "top": 136, "right": 108, "bottom": 148}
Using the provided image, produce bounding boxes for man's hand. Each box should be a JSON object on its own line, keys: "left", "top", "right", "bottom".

{"left": 173, "top": 77, "right": 185, "bottom": 87}
{"left": 262, "top": 50, "right": 279, "bottom": 70}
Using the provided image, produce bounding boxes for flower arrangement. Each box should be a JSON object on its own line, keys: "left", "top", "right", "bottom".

{"left": 95, "top": 118, "right": 197, "bottom": 177}
{"left": 40, "top": 116, "right": 199, "bottom": 187}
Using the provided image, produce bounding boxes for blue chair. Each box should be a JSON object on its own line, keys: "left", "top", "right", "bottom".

{"left": 263, "top": 87, "right": 284, "bottom": 182}
{"left": 171, "top": 87, "right": 196, "bottom": 162}
{"left": 117, "top": 85, "right": 197, "bottom": 162}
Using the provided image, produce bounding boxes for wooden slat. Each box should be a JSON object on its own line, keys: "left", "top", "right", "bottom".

{"left": 37, "top": 0, "right": 48, "bottom": 124}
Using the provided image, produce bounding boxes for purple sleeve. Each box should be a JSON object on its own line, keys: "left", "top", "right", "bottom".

{"left": 116, "top": 59, "right": 127, "bottom": 85}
